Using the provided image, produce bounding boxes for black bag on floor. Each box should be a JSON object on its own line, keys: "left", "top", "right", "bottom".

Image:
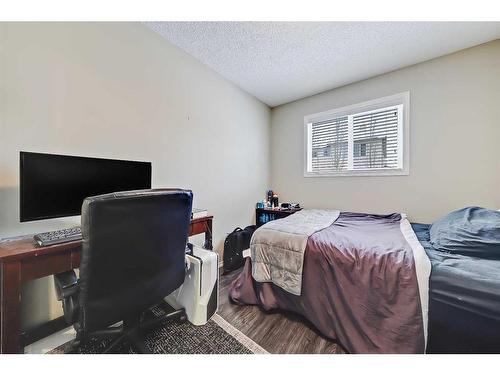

{"left": 223, "top": 225, "right": 256, "bottom": 273}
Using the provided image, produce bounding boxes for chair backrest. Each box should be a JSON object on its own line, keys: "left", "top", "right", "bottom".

{"left": 78, "top": 189, "right": 193, "bottom": 333}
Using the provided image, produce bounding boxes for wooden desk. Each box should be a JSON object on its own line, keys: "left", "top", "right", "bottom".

{"left": 0, "top": 215, "right": 213, "bottom": 354}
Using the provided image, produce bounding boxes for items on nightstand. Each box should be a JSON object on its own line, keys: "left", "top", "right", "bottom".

{"left": 266, "top": 190, "right": 274, "bottom": 205}
{"left": 281, "top": 202, "right": 300, "bottom": 210}
{"left": 256, "top": 206, "right": 302, "bottom": 227}
{"left": 271, "top": 194, "right": 279, "bottom": 208}
{"left": 256, "top": 190, "right": 301, "bottom": 226}
{"left": 264, "top": 189, "right": 280, "bottom": 208}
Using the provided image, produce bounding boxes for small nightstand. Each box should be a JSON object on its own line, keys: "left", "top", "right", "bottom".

{"left": 256, "top": 207, "right": 302, "bottom": 228}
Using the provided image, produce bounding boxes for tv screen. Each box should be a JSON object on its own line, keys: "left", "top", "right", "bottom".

{"left": 20, "top": 152, "right": 152, "bottom": 222}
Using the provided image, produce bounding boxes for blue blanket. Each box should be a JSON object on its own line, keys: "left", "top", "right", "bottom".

{"left": 412, "top": 223, "right": 500, "bottom": 353}
{"left": 429, "top": 206, "right": 500, "bottom": 259}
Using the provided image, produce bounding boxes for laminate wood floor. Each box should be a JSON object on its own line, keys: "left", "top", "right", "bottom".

{"left": 218, "top": 268, "right": 345, "bottom": 354}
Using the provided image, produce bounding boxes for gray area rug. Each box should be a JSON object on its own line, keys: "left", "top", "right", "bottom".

{"left": 49, "top": 305, "right": 267, "bottom": 354}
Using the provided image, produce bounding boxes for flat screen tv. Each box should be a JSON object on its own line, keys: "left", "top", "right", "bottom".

{"left": 20, "top": 151, "right": 152, "bottom": 222}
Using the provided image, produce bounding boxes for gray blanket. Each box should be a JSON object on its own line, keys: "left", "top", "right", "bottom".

{"left": 251, "top": 209, "right": 340, "bottom": 295}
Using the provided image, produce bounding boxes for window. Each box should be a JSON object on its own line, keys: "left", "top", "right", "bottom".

{"left": 304, "top": 92, "right": 409, "bottom": 177}
{"left": 353, "top": 142, "right": 367, "bottom": 157}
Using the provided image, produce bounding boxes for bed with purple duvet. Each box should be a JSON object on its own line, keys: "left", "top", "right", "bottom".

{"left": 229, "top": 207, "right": 500, "bottom": 353}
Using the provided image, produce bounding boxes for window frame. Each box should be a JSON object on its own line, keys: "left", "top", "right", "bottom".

{"left": 303, "top": 92, "right": 410, "bottom": 177}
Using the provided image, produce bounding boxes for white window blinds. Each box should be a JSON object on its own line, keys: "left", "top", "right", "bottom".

{"left": 311, "top": 116, "right": 349, "bottom": 172}
{"left": 305, "top": 93, "right": 408, "bottom": 176}
{"left": 352, "top": 106, "right": 402, "bottom": 170}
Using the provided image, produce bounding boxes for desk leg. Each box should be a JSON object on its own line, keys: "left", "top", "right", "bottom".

{"left": 0, "top": 261, "right": 22, "bottom": 354}
{"left": 204, "top": 220, "right": 213, "bottom": 250}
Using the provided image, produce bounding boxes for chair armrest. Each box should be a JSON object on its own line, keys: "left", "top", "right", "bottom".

{"left": 54, "top": 270, "right": 79, "bottom": 301}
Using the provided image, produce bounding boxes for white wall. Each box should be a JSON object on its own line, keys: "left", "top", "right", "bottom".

{"left": 0, "top": 22, "right": 270, "bottom": 329}
{"left": 271, "top": 40, "right": 500, "bottom": 223}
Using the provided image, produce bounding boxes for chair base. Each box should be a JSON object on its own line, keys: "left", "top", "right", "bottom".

{"left": 67, "top": 307, "right": 187, "bottom": 354}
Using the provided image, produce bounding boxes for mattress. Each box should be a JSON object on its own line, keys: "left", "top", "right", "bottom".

{"left": 412, "top": 223, "right": 500, "bottom": 353}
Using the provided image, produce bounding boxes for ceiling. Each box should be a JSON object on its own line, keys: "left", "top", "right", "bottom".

{"left": 145, "top": 22, "right": 500, "bottom": 107}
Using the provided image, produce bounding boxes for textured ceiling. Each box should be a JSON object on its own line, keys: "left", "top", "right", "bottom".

{"left": 144, "top": 22, "right": 500, "bottom": 107}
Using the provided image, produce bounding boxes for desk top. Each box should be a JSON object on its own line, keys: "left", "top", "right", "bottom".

{"left": 0, "top": 238, "right": 81, "bottom": 262}
{"left": 0, "top": 215, "right": 213, "bottom": 263}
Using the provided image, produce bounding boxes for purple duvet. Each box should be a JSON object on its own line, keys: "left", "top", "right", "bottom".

{"left": 229, "top": 212, "right": 431, "bottom": 353}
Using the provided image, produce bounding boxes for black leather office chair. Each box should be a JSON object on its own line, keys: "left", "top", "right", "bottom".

{"left": 54, "top": 189, "right": 193, "bottom": 354}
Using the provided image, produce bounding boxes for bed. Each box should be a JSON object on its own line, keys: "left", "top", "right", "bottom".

{"left": 413, "top": 223, "right": 500, "bottom": 353}
{"left": 229, "top": 208, "right": 500, "bottom": 354}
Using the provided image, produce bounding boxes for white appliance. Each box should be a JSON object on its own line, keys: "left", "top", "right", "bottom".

{"left": 165, "top": 245, "right": 219, "bottom": 325}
